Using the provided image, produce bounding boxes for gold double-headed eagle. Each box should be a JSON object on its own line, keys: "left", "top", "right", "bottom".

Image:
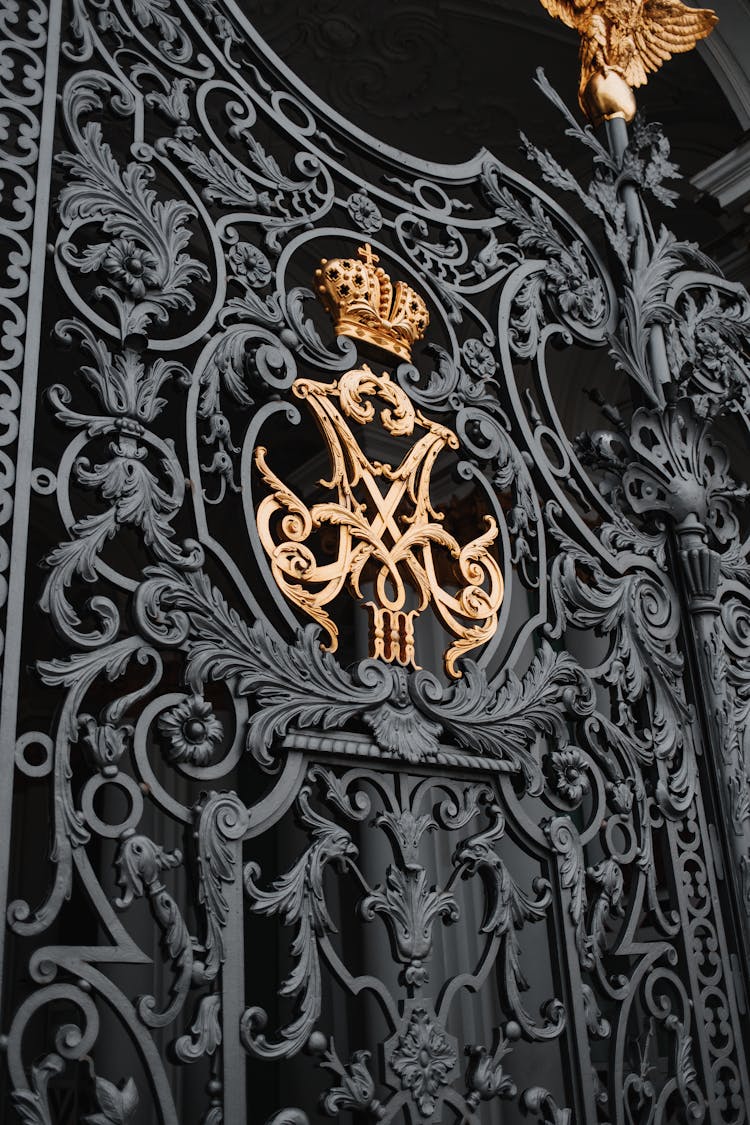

{"left": 538, "top": 0, "right": 717, "bottom": 124}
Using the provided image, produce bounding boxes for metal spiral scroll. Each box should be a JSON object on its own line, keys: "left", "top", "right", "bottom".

{"left": 0, "top": 1, "right": 748, "bottom": 1123}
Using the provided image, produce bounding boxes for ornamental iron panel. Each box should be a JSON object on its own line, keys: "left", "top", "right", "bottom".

{"left": 0, "top": 2, "right": 749, "bottom": 1124}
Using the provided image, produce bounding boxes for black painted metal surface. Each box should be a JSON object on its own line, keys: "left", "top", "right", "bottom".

{"left": 1, "top": 3, "right": 749, "bottom": 1123}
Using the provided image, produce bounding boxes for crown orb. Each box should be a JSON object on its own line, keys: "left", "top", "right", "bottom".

{"left": 314, "top": 244, "right": 429, "bottom": 362}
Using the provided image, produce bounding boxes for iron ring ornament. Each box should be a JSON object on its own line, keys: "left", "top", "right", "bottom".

{"left": 1, "top": 0, "right": 750, "bottom": 1123}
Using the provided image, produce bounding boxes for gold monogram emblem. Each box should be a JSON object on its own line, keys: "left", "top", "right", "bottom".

{"left": 254, "top": 366, "right": 503, "bottom": 678}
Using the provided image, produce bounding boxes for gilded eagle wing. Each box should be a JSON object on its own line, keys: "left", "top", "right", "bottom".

{"left": 536, "top": 0, "right": 597, "bottom": 31}
{"left": 624, "top": 0, "right": 718, "bottom": 87}
{"left": 537, "top": 0, "right": 611, "bottom": 92}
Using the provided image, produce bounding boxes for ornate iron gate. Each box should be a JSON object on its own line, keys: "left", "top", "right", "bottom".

{"left": 2, "top": 2, "right": 750, "bottom": 1123}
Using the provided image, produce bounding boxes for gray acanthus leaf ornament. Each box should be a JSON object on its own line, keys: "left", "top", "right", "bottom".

{"left": 453, "top": 805, "right": 529, "bottom": 934}
{"left": 57, "top": 120, "right": 209, "bottom": 339}
{"left": 360, "top": 865, "right": 459, "bottom": 985}
{"left": 546, "top": 505, "right": 687, "bottom": 759}
{"left": 586, "top": 858, "right": 625, "bottom": 970}
{"left": 165, "top": 138, "right": 262, "bottom": 207}
{"left": 510, "top": 131, "right": 626, "bottom": 267}
{"left": 192, "top": 0, "right": 241, "bottom": 44}
{"left": 281, "top": 286, "right": 358, "bottom": 368}
{"left": 114, "top": 831, "right": 193, "bottom": 1028}
{"left": 409, "top": 642, "right": 596, "bottom": 794}
{"left": 667, "top": 283, "right": 750, "bottom": 402}
{"left": 453, "top": 804, "right": 561, "bottom": 1039}
{"left": 225, "top": 282, "right": 358, "bottom": 374}
{"left": 400, "top": 342, "right": 501, "bottom": 414}
{"left": 622, "top": 116, "right": 682, "bottom": 208}
{"left": 24, "top": 639, "right": 163, "bottom": 939}
{"left": 665, "top": 1015, "right": 703, "bottom": 1120}
{"left": 392, "top": 217, "right": 466, "bottom": 323}
{"left": 241, "top": 786, "right": 358, "bottom": 1059}
{"left": 580, "top": 984, "right": 610, "bottom": 1040}
{"left": 544, "top": 816, "right": 592, "bottom": 971}
{"left": 365, "top": 691, "right": 443, "bottom": 764}
{"left": 623, "top": 397, "right": 741, "bottom": 543}
{"left": 84, "top": 1075, "right": 139, "bottom": 1125}
{"left": 174, "top": 994, "right": 222, "bottom": 1063}
{"left": 197, "top": 327, "right": 295, "bottom": 431}
{"left": 376, "top": 809, "right": 436, "bottom": 867}
{"left": 309, "top": 1037, "right": 384, "bottom": 1118}
{"left": 397, "top": 344, "right": 462, "bottom": 412}
{"left": 13, "top": 638, "right": 162, "bottom": 940}
{"left": 166, "top": 129, "right": 333, "bottom": 251}
{"left": 719, "top": 539, "right": 750, "bottom": 587}
{"left": 597, "top": 506, "right": 667, "bottom": 565}
{"left": 144, "top": 76, "right": 194, "bottom": 129}
{"left": 114, "top": 833, "right": 182, "bottom": 910}
{"left": 127, "top": 0, "right": 190, "bottom": 61}
{"left": 306, "top": 766, "right": 373, "bottom": 822}
{"left": 38, "top": 634, "right": 162, "bottom": 744}
{"left": 78, "top": 714, "right": 131, "bottom": 775}
{"left": 608, "top": 229, "right": 713, "bottom": 402}
{"left": 40, "top": 432, "right": 200, "bottom": 646}
{"left": 440, "top": 402, "right": 540, "bottom": 574}
{"left": 53, "top": 320, "right": 190, "bottom": 424}
{"left": 522, "top": 70, "right": 683, "bottom": 270}
{"left": 132, "top": 564, "right": 415, "bottom": 763}
{"left": 464, "top": 1030, "right": 518, "bottom": 1107}
{"left": 192, "top": 791, "right": 249, "bottom": 985}
{"left": 11, "top": 1053, "right": 64, "bottom": 1125}
{"left": 481, "top": 172, "right": 608, "bottom": 355}
{"left": 133, "top": 565, "right": 594, "bottom": 781}
{"left": 521, "top": 1085, "right": 572, "bottom": 1125}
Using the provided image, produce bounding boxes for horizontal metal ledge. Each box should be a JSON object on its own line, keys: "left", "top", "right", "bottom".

{"left": 280, "top": 728, "right": 514, "bottom": 773}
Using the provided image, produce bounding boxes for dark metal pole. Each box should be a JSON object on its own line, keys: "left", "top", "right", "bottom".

{"left": 607, "top": 108, "right": 750, "bottom": 961}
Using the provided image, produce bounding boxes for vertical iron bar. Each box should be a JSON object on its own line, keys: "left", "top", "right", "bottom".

{"left": 674, "top": 521, "right": 750, "bottom": 950}
{"left": 605, "top": 109, "right": 750, "bottom": 1110}
{"left": 607, "top": 112, "right": 750, "bottom": 948}
{"left": 0, "top": 0, "right": 62, "bottom": 1017}
{"left": 222, "top": 850, "right": 248, "bottom": 1124}
{"left": 606, "top": 115, "right": 671, "bottom": 399}
{"left": 550, "top": 866, "right": 599, "bottom": 1125}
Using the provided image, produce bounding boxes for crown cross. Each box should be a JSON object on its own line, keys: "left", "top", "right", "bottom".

{"left": 358, "top": 243, "right": 378, "bottom": 267}
{"left": 315, "top": 244, "right": 429, "bottom": 362}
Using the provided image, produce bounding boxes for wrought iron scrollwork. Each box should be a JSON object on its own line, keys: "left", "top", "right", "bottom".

{"left": 0, "top": 2, "right": 749, "bottom": 1124}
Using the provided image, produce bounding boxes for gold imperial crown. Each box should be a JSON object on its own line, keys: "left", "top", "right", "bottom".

{"left": 314, "top": 244, "right": 429, "bottom": 363}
